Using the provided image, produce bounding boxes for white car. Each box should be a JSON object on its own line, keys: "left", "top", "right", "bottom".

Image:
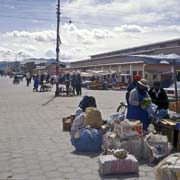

{"left": 164, "top": 82, "right": 180, "bottom": 98}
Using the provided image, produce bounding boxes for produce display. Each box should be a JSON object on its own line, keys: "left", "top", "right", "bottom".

{"left": 89, "top": 80, "right": 104, "bottom": 90}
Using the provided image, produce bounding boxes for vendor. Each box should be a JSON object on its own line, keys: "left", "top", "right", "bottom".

{"left": 149, "top": 81, "right": 169, "bottom": 110}
{"left": 148, "top": 81, "right": 169, "bottom": 120}
{"left": 126, "top": 74, "right": 141, "bottom": 104}
{"left": 126, "top": 79, "right": 150, "bottom": 131}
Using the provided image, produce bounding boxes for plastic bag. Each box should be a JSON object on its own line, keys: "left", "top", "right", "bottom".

{"left": 154, "top": 153, "right": 180, "bottom": 180}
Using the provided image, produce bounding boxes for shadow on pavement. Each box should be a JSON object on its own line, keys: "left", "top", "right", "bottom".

{"left": 41, "top": 96, "right": 56, "bottom": 106}
{"left": 99, "top": 173, "right": 139, "bottom": 180}
{"left": 71, "top": 150, "right": 103, "bottom": 158}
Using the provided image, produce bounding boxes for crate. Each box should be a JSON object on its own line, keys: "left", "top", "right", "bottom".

{"left": 62, "top": 115, "right": 75, "bottom": 131}
{"left": 169, "top": 101, "right": 180, "bottom": 112}
{"left": 160, "top": 123, "right": 175, "bottom": 145}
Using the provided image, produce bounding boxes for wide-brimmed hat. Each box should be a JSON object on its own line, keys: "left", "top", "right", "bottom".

{"left": 137, "top": 79, "right": 149, "bottom": 88}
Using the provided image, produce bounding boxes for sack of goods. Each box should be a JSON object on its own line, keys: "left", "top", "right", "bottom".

{"left": 114, "top": 137, "right": 144, "bottom": 160}
{"left": 84, "top": 107, "right": 102, "bottom": 129}
{"left": 98, "top": 151, "right": 139, "bottom": 175}
{"left": 102, "top": 132, "right": 117, "bottom": 151}
{"left": 154, "top": 153, "right": 180, "bottom": 180}
{"left": 102, "top": 131, "right": 144, "bottom": 160}
{"left": 71, "top": 128, "right": 103, "bottom": 152}
{"left": 114, "top": 119, "right": 143, "bottom": 140}
{"left": 144, "top": 133, "right": 172, "bottom": 163}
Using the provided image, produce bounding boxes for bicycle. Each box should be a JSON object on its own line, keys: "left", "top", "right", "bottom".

{"left": 116, "top": 102, "right": 128, "bottom": 115}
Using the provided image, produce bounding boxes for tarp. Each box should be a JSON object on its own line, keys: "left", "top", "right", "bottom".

{"left": 80, "top": 72, "right": 93, "bottom": 78}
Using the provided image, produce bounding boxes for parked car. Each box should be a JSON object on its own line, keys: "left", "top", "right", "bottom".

{"left": 164, "top": 82, "right": 180, "bottom": 98}
{"left": 82, "top": 80, "right": 91, "bottom": 88}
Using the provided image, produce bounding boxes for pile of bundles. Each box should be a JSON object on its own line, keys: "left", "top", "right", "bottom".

{"left": 89, "top": 81, "right": 103, "bottom": 90}
{"left": 98, "top": 117, "right": 172, "bottom": 175}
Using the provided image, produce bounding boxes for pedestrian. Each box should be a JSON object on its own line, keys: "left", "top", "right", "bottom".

{"left": 126, "top": 79, "right": 150, "bottom": 131}
{"left": 126, "top": 74, "right": 141, "bottom": 104}
{"left": 71, "top": 74, "right": 76, "bottom": 96}
{"left": 65, "top": 73, "right": 70, "bottom": 95}
{"left": 26, "top": 72, "right": 31, "bottom": 87}
{"left": 40, "top": 74, "right": 45, "bottom": 92}
{"left": 76, "top": 74, "right": 82, "bottom": 95}
{"left": 33, "top": 75, "right": 39, "bottom": 92}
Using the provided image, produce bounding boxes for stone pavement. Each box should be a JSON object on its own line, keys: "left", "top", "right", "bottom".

{"left": 0, "top": 77, "right": 155, "bottom": 180}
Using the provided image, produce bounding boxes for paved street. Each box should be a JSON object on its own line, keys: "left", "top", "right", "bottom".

{"left": 0, "top": 77, "right": 154, "bottom": 180}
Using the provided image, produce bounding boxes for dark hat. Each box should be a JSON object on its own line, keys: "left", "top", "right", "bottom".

{"left": 153, "top": 81, "right": 161, "bottom": 88}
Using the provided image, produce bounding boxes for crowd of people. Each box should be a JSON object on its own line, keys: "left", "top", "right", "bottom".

{"left": 22, "top": 72, "right": 83, "bottom": 95}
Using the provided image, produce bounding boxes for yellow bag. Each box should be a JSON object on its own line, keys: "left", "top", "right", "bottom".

{"left": 84, "top": 107, "right": 102, "bottom": 129}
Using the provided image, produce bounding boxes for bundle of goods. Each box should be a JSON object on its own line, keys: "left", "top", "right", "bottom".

{"left": 106, "top": 113, "right": 125, "bottom": 128}
{"left": 144, "top": 133, "right": 172, "bottom": 163}
{"left": 84, "top": 107, "right": 103, "bottom": 129}
{"left": 71, "top": 127, "right": 103, "bottom": 152}
{"left": 103, "top": 120, "right": 144, "bottom": 160}
{"left": 62, "top": 115, "right": 75, "bottom": 131}
{"left": 154, "top": 153, "right": 180, "bottom": 180}
{"left": 114, "top": 119, "right": 143, "bottom": 139}
{"left": 99, "top": 149, "right": 139, "bottom": 175}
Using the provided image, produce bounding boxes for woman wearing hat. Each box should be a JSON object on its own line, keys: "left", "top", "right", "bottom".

{"left": 126, "top": 79, "right": 150, "bottom": 131}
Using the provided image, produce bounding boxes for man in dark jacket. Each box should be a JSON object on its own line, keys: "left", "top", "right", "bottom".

{"left": 149, "top": 81, "right": 169, "bottom": 110}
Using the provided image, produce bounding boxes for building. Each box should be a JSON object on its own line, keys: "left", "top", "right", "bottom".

{"left": 68, "top": 38, "right": 180, "bottom": 86}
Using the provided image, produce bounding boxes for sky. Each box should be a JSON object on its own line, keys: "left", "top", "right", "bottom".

{"left": 0, "top": 0, "right": 180, "bottom": 62}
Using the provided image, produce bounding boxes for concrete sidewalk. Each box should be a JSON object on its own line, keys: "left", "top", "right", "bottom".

{"left": 0, "top": 77, "right": 154, "bottom": 180}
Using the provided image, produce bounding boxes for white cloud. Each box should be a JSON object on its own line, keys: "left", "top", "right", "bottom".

{"left": 114, "top": 24, "right": 146, "bottom": 33}
{"left": 4, "top": 30, "right": 56, "bottom": 42}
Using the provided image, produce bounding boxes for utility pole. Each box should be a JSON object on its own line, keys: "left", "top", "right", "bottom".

{"left": 173, "top": 60, "right": 179, "bottom": 113}
{"left": 55, "top": 0, "right": 60, "bottom": 96}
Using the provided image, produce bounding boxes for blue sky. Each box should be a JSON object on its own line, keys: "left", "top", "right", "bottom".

{"left": 0, "top": 0, "right": 180, "bottom": 61}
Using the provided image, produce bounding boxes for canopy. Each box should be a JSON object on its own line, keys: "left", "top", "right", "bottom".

{"left": 80, "top": 72, "right": 93, "bottom": 78}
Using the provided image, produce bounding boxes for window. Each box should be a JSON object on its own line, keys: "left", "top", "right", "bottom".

{"left": 153, "top": 74, "right": 157, "bottom": 80}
